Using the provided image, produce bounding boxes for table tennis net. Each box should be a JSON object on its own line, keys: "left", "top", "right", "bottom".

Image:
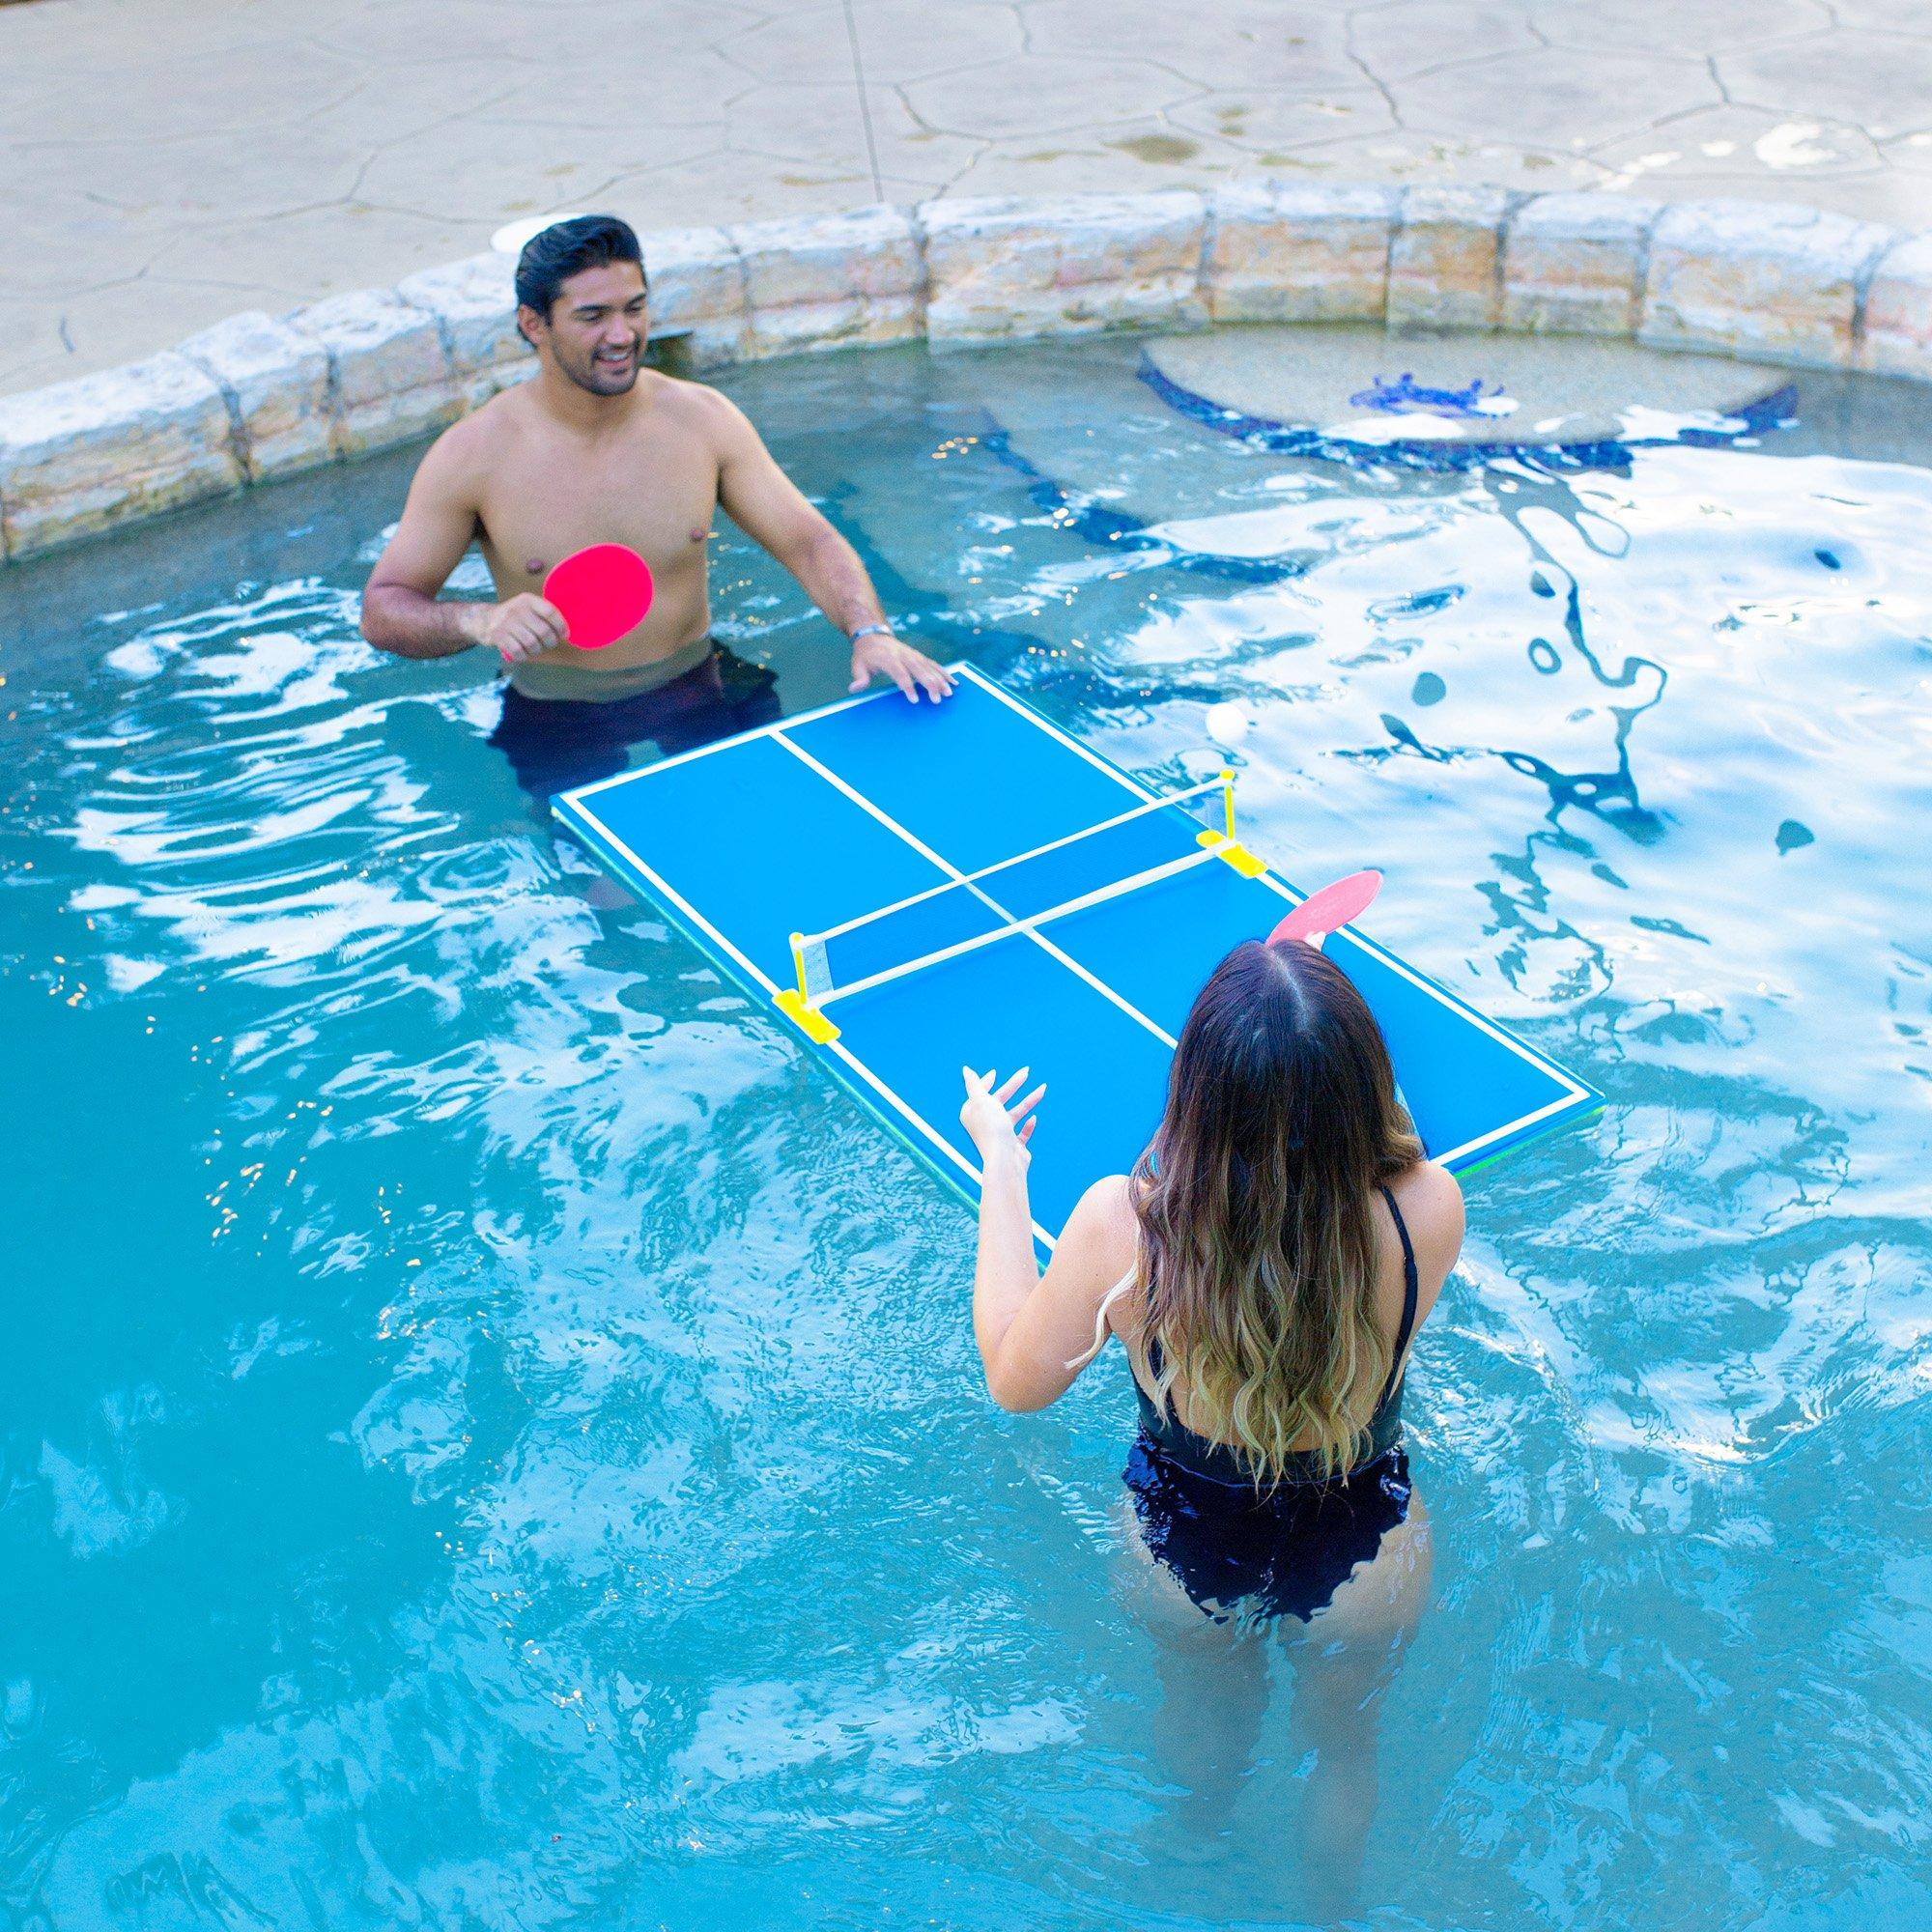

{"left": 794, "top": 777, "right": 1229, "bottom": 1008}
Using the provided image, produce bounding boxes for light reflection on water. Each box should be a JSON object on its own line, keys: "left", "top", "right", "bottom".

{"left": 3, "top": 335, "right": 1930, "bottom": 1930}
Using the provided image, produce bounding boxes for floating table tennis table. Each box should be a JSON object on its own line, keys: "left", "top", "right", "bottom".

{"left": 554, "top": 665, "right": 1600, "bottom": 1255}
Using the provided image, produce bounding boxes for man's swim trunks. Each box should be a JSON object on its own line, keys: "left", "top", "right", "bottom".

{"left": 488, "top": 638, "right": 780, "bottom": 798}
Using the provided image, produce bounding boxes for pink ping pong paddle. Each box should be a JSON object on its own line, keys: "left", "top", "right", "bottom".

{"left": 542, "top": 543, "right": 654, "bottom": 651}
{"left": 1267, "top": 869, "right": 1382, "bottom": 948}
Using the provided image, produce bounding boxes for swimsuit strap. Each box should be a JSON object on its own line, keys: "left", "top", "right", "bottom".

{"left": 1375, "top": 1183, "right": 1420, "bottom": 1414}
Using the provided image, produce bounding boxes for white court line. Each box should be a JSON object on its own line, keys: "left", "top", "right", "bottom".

{"left": 560, "top": 660, "right": 1597, "bottom": 1179}
{"left": 1430, "top": 1089, "right": 1591, "bottom": 1168}
{"left": 819, "top": 847, "right": 1217, "bottom": 1007}
{"left": 1251, "top": 867, "right": 1593, "bottom": 1096}
{"left": 770, "top": 729, "right": 1181, "bottom": 1049}
{"left": 551, "top": 792, "right": 1059, "bottom": 1253}
{"left": 810, "top": 775, "right": 1223, "bottom": 946}
{"left": 562, "top": 675, "right": 887, "bottom": 801}
{"left": 956, "top": 663, "right": 1596, "bottom": 1133}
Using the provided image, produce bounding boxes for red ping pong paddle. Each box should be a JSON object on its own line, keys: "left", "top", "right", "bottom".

{"left": 542, "top": 543, "right": 654, "bottom": 651}
{"left": 1267, "top": 869, "right": 1382, "bottom": 948}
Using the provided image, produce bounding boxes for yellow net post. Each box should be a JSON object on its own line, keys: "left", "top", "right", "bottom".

{"left": 775, "top": 930, "right": 840, "bottom": 1042}
{"left": 1196, "top": 766, "right": 1269, "bottom": 879}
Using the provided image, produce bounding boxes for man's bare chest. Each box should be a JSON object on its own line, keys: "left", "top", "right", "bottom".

{"left": 474, "top": 436, "right": 721, "bottom": 588}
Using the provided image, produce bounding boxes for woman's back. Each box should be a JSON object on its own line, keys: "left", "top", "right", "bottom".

{"left": 1108, "top": 1156, "right": 1460, "bottom": 1626}
{"left": 960, "top": 934, "right": 1464, "bottom": 1628}
{"left": 1110, "top": 1158, "right": 1461, "bottom": 1484}
{"left": 1123, "top": 1179, "right": 1425, "bottom": 1485}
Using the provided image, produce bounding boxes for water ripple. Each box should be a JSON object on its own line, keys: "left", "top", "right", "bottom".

{"left": 3, "top": 335, "right": 1929, "bottom": 1930}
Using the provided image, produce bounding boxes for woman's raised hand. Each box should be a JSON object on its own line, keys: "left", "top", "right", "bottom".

{"left": 959, "top": 1065, "right": 1046, "bottom": 1170}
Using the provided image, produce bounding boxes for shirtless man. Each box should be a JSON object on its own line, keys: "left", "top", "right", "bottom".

{"left": 360, "top": 214, "right": 952, "bottom": 795}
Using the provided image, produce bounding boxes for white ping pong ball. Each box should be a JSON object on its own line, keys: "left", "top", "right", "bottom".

{"left": 1205, "top": 702, "right": 1251, "bottom": 748}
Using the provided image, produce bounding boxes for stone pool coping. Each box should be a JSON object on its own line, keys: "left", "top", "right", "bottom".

{"left": 7, "top": 183, "right": 1932, "bottom": 565}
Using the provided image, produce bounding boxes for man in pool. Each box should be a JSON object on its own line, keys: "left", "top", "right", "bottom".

{"left": 359, "top": 214, "right": 952, "bottom": 796}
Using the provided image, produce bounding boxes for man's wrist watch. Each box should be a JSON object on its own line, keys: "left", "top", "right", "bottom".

{"left": 848, "top": 622, "right": 895, "bottom": 646}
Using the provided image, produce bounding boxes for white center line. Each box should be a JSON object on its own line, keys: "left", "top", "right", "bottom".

{"left": 770, "top": 729, "right": 1180, "bottom": 1049}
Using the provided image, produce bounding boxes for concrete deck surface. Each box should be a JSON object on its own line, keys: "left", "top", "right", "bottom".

{"left": 8, "top": 0, "right": 1932, "bottom": 397}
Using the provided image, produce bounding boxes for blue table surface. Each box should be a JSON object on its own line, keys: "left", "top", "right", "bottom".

{"left": 556, "top": 668, "right": 1598, "bottom": 1247}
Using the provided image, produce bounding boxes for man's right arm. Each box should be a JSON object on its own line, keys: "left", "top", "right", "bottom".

{"left": 358, "top": 425, "right": 565, "bottom": 665}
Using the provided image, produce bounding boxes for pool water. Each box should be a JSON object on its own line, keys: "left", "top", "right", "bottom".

{"left": 4, "top": 333, "right": 1930, "bottom": 1930}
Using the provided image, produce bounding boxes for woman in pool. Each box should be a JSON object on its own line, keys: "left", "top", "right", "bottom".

{"left": 960, "top": 930, "right": 1462, "bottom": 1625}
{"left": 960, "top": 932, "right": 1461, "bottom": 1902}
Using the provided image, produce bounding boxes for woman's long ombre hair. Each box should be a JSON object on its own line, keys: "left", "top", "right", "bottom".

{"left": 1130, "top": 938, "right": 1424, "bottom": 1484}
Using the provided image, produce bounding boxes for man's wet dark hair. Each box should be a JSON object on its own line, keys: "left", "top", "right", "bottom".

{"left": 514, "top": 215, "right": 646, "bottom": 320}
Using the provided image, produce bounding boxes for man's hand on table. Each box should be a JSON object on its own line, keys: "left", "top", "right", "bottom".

{"left": 848, "top": 628, "right": 955, "bottom": 703}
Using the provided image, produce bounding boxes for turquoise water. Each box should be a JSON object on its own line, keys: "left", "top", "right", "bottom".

{"left": 4, "top": 334, "right": 1931, "bottom": 1930}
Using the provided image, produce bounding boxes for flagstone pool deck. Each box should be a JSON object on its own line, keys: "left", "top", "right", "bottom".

{"left": 9, "top": 0, "right": 1932, "bottom": 399}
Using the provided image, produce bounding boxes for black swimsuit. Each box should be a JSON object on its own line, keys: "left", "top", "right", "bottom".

{"left": 1122, "top": 1185, "right": 1421, "bottom": 1624}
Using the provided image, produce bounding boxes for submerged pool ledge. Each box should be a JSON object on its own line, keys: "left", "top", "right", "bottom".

{"left": 6, "top": 184, "right": 1932, "bottom": 565}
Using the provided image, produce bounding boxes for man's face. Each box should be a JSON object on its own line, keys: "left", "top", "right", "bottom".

{"left": 526, "top": 261, "right": 647, "bottom": 395}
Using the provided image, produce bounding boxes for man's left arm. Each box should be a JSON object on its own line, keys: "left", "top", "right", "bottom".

{"left": 710, "top": 393, "right": 953, "bottom": 702}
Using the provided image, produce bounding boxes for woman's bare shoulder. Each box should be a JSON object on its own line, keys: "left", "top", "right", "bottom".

{"left": 1388, "top": 1159, "right": 1464, "bottom": 1305}
{"left": 1060, "top": 1173, "right": 1141, "bottom": 1308}
{"left": 1077, "top": 1173, "right": 1140, "bottom": 1264}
